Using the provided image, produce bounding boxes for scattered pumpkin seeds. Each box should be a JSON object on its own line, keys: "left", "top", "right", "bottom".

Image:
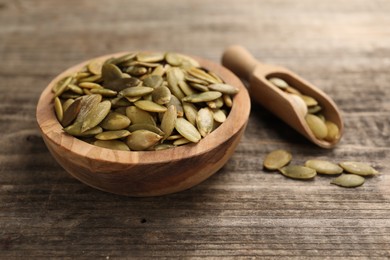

{"left": 279, "top": 165, "right": 317, "bottom": 180}
{"left": 263, "top": 149, "right": 292, "bottom": 170}
{"left": 331, "top": 174, "right": 365, "bottom": 188}
{"left": 52, "top": 51, "right": 239, "bottom": 151}
{"left": 304, "top": 159, "right": 343, "bottom": 175}
{"left": 339, "top": 161, "right": 379, "bottom": 176}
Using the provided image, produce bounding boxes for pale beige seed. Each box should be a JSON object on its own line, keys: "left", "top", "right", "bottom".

{"left": 300, "top": 95, "right": 318, "bottom": 107}
{"left": 183, "top": 102, "right": 198, "bottom": 125}
{"left": 134, "top": 100, "right": 167, "bottom": 113}
{"left": 166, "top": 134, "right": 183, "bottom": 141}
{"left": 263, "top": 149, "right": 292, "bottom": 170}
{"left": 62, "top": 98, "right": 82, "bottom": 127}
{"left": 128, "top": 124, "right": 165, "bottom": 136}
{"left": 125, "top": 106, "right": 156, "bottom": 126}
{"left": 182, "top": 91, "right": 222, "bottom": 103}
{"left": 339, "top": 162, "right": 379, "bottom": 176}
{"left": 100, "top": 112, "right": 131, "bottom": 130}
{"left": 207, "top": 97, "right": 224, "bottom": 109}
{"left": 67, "top": 84, "right": 84, "bottom": 95}
{"left": 305, "top": 159, "right": 343, "bottom": 175}
{"left": 279, "top": 165, "right": 317, "bottom": 180}
{"left": 87, "top": 59, "right": 103, "bottom": 75}
{"left": 136, "top": 52, "right": 165, "bottom": 63}
{"left": 125, "top": 130, "right": 162, "bottom": 151}
{"left": 289, "top": 94, "right": 308, "bottom": 117}
{"left": 93, "top": 140, "right": 130, "bottom": 151}
{"left": 305, "top": 114, "right": 328, "bottom": 139}
{"left": 161, "top": 105, "right": 177, "bottom": 140}
{"left": 176, "top": 54, "right": 200, "bottom": 67}
{"left": 308, "top": 105, "right": 322, "bottom": 114}
{"left": 189, "top": 82, "right": 209, "bottom": 92}
{"left": 78, "top": 82, "right": 103, "bottom": 89}
{"left": 178, "top": 80, "right": 195, "bottom": 96}
{"left": 143, "top": 75, "right": 163, "bottom": 88}
{"left": 54, "top": 97, "right": 63, "bottom": 122}
{"left": 208, "top": 71, "right": 224, "bottom": 84}
{"left": 151, "top": 65, "right": 165, "bottom": 76}
{"left": 95, "top": 130, "right": 131, "bottom": 140}
{"left": 187, "top": 67, "right": 219, "bottom": 84}
{"left": 173, "top": 138, "right": 191, "bottom": 146}
{"left": 62, "top": 98, "right": 75, "bottom": 112}
{"left": 317, "top": 114, "right": 326, "bottom": 122}
{"left": 268, "top": 77, "right": 289, "bottom": 89}
{"left": 207, "top": 83, "right": 239, "bottom": 95}
{"left": 54, "top": 76, "right": 72, "bottom": 97}
{"left": 165, "top": 52, "right": 182, "bottom": 66}
{"left": 196, "top": 108, "right": 214, "bottom": 137}
{"left": 223, "top": 94, "right": 233, "bottom": 108}
{"left": 81, "top": 100, "right": 111, "bottom": 132}
{"left": 331, "top": 174, "right": 365, "bottom": 188}
{"left": 167, "top": 95, "right": 184, "bottom": 117}
{"left": 285, "top": 86, "right": 301, "bottom": 95}
{"left": 152, "top": 85, "right": 172, "bottom": 105}
{"left": 324, "top": 121, "right": 340, "bottom": 142}
{"left": 120, "top": 86, "right": 154, "bottom": 97}
{"left": 90, "top": 88, "right": 118, "bottom": 97}
{"left": 213, "top": 109, "right": 227, "bottom": 123}
{"left": 175, "top": 118, "right": 202, "bottom": 143}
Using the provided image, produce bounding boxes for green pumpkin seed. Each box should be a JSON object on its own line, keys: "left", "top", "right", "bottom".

{"left": 305, "top": 159, "right": 343, "bottom": 175}
{"left": 93, "top": 140, "right": 130, "bottom": 151}
{"left": 125, "top": 130, "right": 162, "bottom": 151}
{"left": 300, "top": 95, "right": 318, "bottom": 107}
{"left": 78, "top": 74, "right": 102, "bottom": 83}
{"left": 62, "top": 98, "right": 75, "bottom": 112}
{"left": 268, "top": 77, "right": 289, "bottom": 89}
{"left": 160, "top": 105, "right": 177, "bottom": 140}
{"left": 152, "top": 85, "right": 171, "bottom": 105}
{"left": 136, "top": 52, "right": 165, "bottom": 63}
{"left": 166, "top": 134, "right": 183, "bottom": 141}
{"left": 134, "top": 100, "right": 167, "bottom": 113}
{"left": 64, "top": 123, "right": 102, "bottom": 137}
{"left": 196, "top": 108, "right": 214, "bottom": 137}
{"left": 110, "top": 53, "right": 136, "bottom": 65}
{"left": 105, "top": 77, "right": 142, "bottom": 91}
{"left": 165, "top": 52, "right": 182, "bottom": 66}
{"left": 153, "top": 144, "right": 175, "bottom": 151}
{"left": 125, "top": 66, "right": 148, "bottom": 76}
{"left": 128, "top": 123, "right": 165, "bottom": 136}
{"left": 143, "top": 74, "right": 163, "bottom": 88}
{"left": 81, "top": 100, "right": 111, "bottom": 132}
{"left": 223, "top": 94, "right": 233, "bottom": 108}
{"left": 339, "top": 162, "right": 379, "bottom": 176}
{"left": 68, "top": 84, "right": 84, "bottom": 95}
{"left": 176, "top": 54, "right": 199, "bottom": 67}
{"left": 208, "top": 71, "right": 223, "bottom": 84}
{"left": 100, "top": 112, "right": 131, "bottom": 130}
{"left": 102, "top": 64, "right": 123, "bottom": 82}
{"left": 207, "top": 83, "right": 239, "bottom": 95}
{"left": 305, "top": 114, "right": 328, "bottom": 139}
{"left": 151, "top": 65, "right": 165, "bottom": 76}
{"left": 331, "top": 174, "right": 365, "bottom": 188}
{"left": 207, "top": 97, "right": 224, "bottom": 109}
{"left": 324, "top": 121, "right": 340, "bottom": 142}
{"left": 182, "top": 91, "right": 222, "bottom": 103}
{"left": 62, "top": 98, "right": 82, "bottom": 127}
{"left": 78, "top": 82, "right": 103, "bottom": 89}
{"left": 213, "top": 109, "right": 227, "bottom": 123}
{"left": 87, "top": 59, "right": 103, "bottom": 75}
{"left": 95, "top": 130, "right": 131, "bottom": 140}
{"left": 166, "top": 95, "right": 184, "bottom": 117}
{"left": 54, "top": 97, "right": 63, "bottom": 122}
{"left": 263, "top": 149, "right": 292, "bottom": 170}
{"left": 187, "top": 67, "right": 218, "bottom": 84}
{"left": 53, "top": 76, "right": 72, "bottom": 97}
{"left": 175, "top": 118, "right": 201, "bottom": 143}
{"left": 173, "top": 138, "right": 191, "bottom": 146}
{"left": 90, "top": 88, "right": 118, "bottom": 97}
{"left": 167, "top": 68, "right": 185, "bottom": 99}
{"left": 182, "top": 102, "right": 198, "bottom": 125}
{"left": 75, "top": 72, "right": 91, "bottom": 80}
{"left": 120, "top": 86, "right": 154, "bottom": 97}
{"left": 75, "top": 94, "right": 102, "bottom": 124}
{"left": 279, "top": 165, "right": 317, "bottom": 180}
{"left": 188, "top": 82, "right": 209, "bottom": 92}
{"left": 178, "top": 80, "right": 195, "bottom": 96}
{"left": 125, "top": 106, "right": 156, "bottom": 126}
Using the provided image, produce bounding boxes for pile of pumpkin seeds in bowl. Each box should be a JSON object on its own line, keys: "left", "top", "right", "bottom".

{"left": 52, "top": 52, "right": 239, "bottom": 151}
{"left": 268, "top": 77, "right": 340, "bottom": 142}
{"left": 263, "top": 149, "right": 379, "bottom": 188}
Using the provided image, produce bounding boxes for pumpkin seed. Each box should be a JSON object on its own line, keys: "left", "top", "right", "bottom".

{"left": 279, "top": 165, "right": 317, "bottom": 180}
{"left": 62, "top": 98, "right": 75, "bottom": 112}
{"left": 95, "top": 130, "right": 131, "bottom": 140}
{"left": 136, "top": 52, "right": 165, "bottom": 63}
{"left": 178, "top": 80, "right": 195, "bottom": 96}
{"left": 196, "top": 108, "right": 214, "bottom": 137}
{"left": 207, "top": 83, "right": 239, "bottom": 95}
{"left": 128, "top": 123, "right": 165, "bottom": 136}
{"left": 75, "top": 94, "right": 102, "bottom": 124}
{"left": 175, "top": 118, "right": 201, "bottom": 143}
{"left": 78, "top": 82, "right": 103, "bottom": 89}
{"left": 166, "top": 134, "right": 183, "bottom": 140}
{"left": 78, "top": 74, "right": 102, "bottom": 83}
{"left": 263, "top": 149, "right": 292, "bottom": 170}
{"left": 300, "top": 95, "right": 318, "bottom": 107}
{"left": 53, "top": 76, "right": 72, "bottom": 97}
{"left": 94, "top": 140, "right": 130, "bottom": 151}
{"left": 308, "top": 105, "right": 322, "bottom": 114}
{"left": 100, "top": 112, "right": 131, "bottom": 130}
{"left": 134, "top": 100, "right": 167, "bottom": 113}
{"left": 87, "top": 59, "right": 103, "bottom": 75}
{"left": 208, "top": 71, "right": 224, "bottom": 84}
{"left": 75, "top": 72, "right": 91, "bottom": 80}
{"left": 125, "top": 66, "right": 148, "bottom": 76}
{"left": 182, "top": 91, "right": 222, "bottom": 103}
{"left": 173, "top": 138, "right": 191, "bottom": 146}
{"left": 81, "top": 100, "right": 111, "bottom": 132}
{"left": 120, "top": 86, "right": 154, "bottom": 97}
{"left": 339, "top": 162, "right": 379, "bottom": 176}
{"left": 125, "top": 130, "right": 162, "bottom": 151}
{"left": 54, "top": 97, "right": 63, "bottom": 122}
{"left": 110, "top": 53, "right": 136, "bottom": 65}
{"left": 143, "top": 75, "right": 163, "bottom": 88}
{"left": 182, "top": 102, "right": 198, "bottom": 125}
{"left": 68, "top": 84, "right": 84, "bottom": 95}
{"left": 102, "top": 64, "right": 123, "bottom": 82}
{"left": 269, "top": 77, "right": 289, "bottom": 89}
{"left": 213, "top": 109, "right": 227, "bottom": 123}
{"left": 62, "top": 98, "right": 82, "bottom": 127}
{"left": 165, "top": 52, "right": 182, "bottom": 66}
{"left": 64, "top": 123, "right": 102, "bottom": 137}
{"left": 324, "top": 121, "right": 340, "bottom": 142}
{"left": 189, "top": 82, "right": 209, "bottom": 92}
{"left": 90, "top": 88, "right": 118, "bottom": 97}
{"left": 331, "top": 174, "right": 365, "bottom": 188}
{"left": 223, "top": 94, "right": 233, "bottom": 108}
{"left": 305, "top": 159, "right": 343, "bottom": 175}
{"left": 289, "top": 94, "right": 308, "bottom": 116}
{"left": 177, "top": 54, "right": 199, "bottom": 67}
{"left": 305, "top": 114, "right": 328, "bottom": 139}
{"left": 160, "top": 105, "right": 177, "bottom": 140}
{"left": 285, "top": 86, "right": 301, "bottom": 95}
{"left": 167, "top": 68, "right": 185, "bottom": 99}
{"left": 187, "top": 67, "right": 218, "bottom": 84}
{"left": 153, "top": 143, "right": 175, "bottom": 151}
{"left": 125, "top": 106, "right": 156, "bottom": 126}
{"left": 151, "top": 65, "right": 165, "bottom": 76}
{"left": 152, "top": 85, "right": 171, "bottom": 105}
{"left": 167, "top": 95, "right": 184, "bottom": 117}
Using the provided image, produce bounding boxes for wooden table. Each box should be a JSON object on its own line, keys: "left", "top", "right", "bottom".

{"left": 1, "top": 0, "right": 389, "bottom": 258}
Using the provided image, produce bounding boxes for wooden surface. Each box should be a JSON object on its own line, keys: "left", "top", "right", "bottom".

{"left": 1, "top": 0, "right": 389, "bottom": 258}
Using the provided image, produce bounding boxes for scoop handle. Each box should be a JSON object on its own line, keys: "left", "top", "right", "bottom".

{"left": 221, "top": 45, "right": 259, "bottom": 80}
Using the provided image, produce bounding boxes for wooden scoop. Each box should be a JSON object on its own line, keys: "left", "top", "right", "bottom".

{"left": 222, "top": 45, "right": 343, "bottom": 148}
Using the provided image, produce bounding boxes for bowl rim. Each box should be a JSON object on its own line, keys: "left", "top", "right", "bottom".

{"left": 36, "top": 52, "right": 251, "bottom": 165}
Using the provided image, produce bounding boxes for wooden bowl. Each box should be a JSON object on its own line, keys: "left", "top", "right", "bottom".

{"left": 36, "top": 52, "right": 251, "bottom": 197}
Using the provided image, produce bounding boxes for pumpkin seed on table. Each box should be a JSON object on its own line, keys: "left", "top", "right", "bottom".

{"left": 305, "top": 159, "right": 343, "bottom": 175}
{"left": 339, "top": 162, "right": 379, "bottom": 176}
{"left": 263, "top": 149, "right": 292, "bottom": 170}
{"left": 279, "top": 165, "right": 317, "bottom": 180}
{"left": 331, "top": 174, "right": 365, "bottom": 188}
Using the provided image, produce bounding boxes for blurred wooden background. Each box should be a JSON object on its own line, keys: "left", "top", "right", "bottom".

{"left": 1, "top": 0, "right": 389, "bottom": 258}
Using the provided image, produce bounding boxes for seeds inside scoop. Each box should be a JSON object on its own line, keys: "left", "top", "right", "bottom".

{"left": 52, "top": 52, "right": 239, "bottom": 151}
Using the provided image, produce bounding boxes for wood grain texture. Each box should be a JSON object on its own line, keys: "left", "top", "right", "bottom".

{"left": 1, "top": 0, "right": 389, "bottom": 258}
